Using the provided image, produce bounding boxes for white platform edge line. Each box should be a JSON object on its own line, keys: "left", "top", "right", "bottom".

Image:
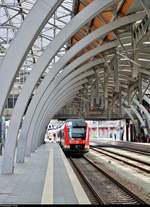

{"left": 59, "top": 146, "right": 91, "bottom": 204}
{"left": 41, "top": 146, "right": 53, "bottom": 204}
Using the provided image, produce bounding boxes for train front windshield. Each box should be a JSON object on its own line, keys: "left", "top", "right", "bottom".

{"left": 72, "top": 127, "right": 86, "bottom": 139}
{"left": 67, "top": 120, "right": 86, "bottom": 140}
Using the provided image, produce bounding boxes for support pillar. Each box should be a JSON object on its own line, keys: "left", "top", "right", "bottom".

{"left": 104, "top": 64, "right": 108, "bottom": 113}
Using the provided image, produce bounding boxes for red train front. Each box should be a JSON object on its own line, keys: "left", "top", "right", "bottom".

{"left": 59, "top": 118, "right": 89, "bottom": 154}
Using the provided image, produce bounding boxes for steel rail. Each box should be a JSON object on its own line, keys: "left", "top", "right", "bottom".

{"left": 83, "top": 155, "right": 148, "bottom": 205}
{"left": 91, "top": 147, "right": 150, "bottom": 174}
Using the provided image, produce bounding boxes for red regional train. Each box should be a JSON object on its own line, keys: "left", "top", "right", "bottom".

{"left": 58, "top": 118, "right": 89, "bottom": 154}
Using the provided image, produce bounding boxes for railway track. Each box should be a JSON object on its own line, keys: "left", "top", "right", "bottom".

{"left": 90, "top": 144, "right": 150, "bottom": 156}
{"left": 90, "top": 142, "right": 150, "bottom": 155}
{"left": 91, "top": 147, "right": 150, "bottom": 174}
{"left": 69, "top": 155, "right": 148, "bottom": 205}
{"left": 111, "top": 146, "right": 150, "bottom": 156}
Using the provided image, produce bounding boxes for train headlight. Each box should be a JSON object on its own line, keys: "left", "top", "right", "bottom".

{"left": 64, "top": 145, "right": 70, "bottom": 149}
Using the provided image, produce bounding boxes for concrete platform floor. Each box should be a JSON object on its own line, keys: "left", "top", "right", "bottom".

{"left": 0, "top": 142, "right": 90, "bottom": 205}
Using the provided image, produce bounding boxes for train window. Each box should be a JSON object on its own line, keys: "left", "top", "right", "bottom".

{"left": 8, "top": 95, "right": 14, "bottom": 108}
{"left": 67, "top": 122, "right": 72, "bottom": 140}
{"left": 72, "top": 127, "right": 86, "bottom": 139}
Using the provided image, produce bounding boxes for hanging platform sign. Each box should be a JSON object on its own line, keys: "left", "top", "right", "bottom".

{"left": 141, "top": 125, "right": 147, "bottom": 128}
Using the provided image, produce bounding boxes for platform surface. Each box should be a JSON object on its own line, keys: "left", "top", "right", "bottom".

{"left": 0, "top": 142, "right": 90, "bottom": 204}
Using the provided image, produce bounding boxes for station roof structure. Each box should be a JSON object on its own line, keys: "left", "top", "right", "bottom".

{"left": 1, "top": 0, "right": 150, "bottom": 174}
{"left": 0, "top": 0, "right": 150, "bottom": 120}
{"left": 0, "top": 0, "right": 73, "bottom": 85}
{"left": 70, "top": 0, "right": 150, "bottom": 114}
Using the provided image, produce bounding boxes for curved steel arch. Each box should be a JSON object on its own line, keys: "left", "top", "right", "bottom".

{"left": 18, "top": 12, "right": 146, "bottom": 158}
{"left": 0, "top": 0, "right": 63, "bottom": 118}
{"left": 0, "top": 0, "right": 64, "bottom": 175}
{"left": 34, "top": 84, "right": 87, "bottom": 149}
{"left": 24, "top": 43, "right": 117, "bottom": 153}
{"left": 122, "top": 106, "right": 139, "bottom": 136}
{"left": 17, "top": 41, "right": 117, "bottom": 162}
{"left": 124, "top": 101, "right": 148, "bottom": 137}
{"left": 27, "top": 76, "right": 86, "bottom": 156}
{"left": 2, "top": 0, "right": 118, "bottom": 174}
{"left": 28, "top": 73, "right": 92, "bottom": 153}
{"left": 38, "top": 95, "right": 80, "bottom": 147}
{"left": 123, "top": 93, "right": 150, "bottom": 137}
{"left": 37, "top": 94, "right": 79, "bottom": 147}
{"left": 28, "top": 76, "right": 88, "bottom": 153}
{"left": 20, "top": 11, "right": 145, "bottom": 144}
{"left": 31, "top": 73, "right": 93, "bottom": 152}
{"left": 130, "top": 105, "right": 148, "bottom": 136}
{"left": 38, "top": 93, "right": 80, "bottom": 146}
{"left": 133, "top": 99, "right": 150, "bottom": 131}
{"left": 31, "top": 65, "right": 102, "bottom": 146}
{"left": 16, "top": 59, "right": 100, "bottom": 161}
{"left": 15, "top": 12, "right": 146, "bottom": 163}
{"left": 30, "top": 74, "right": 90, "bottom": 153}
{"left": 36, "top": 91, "right": 81, "bottom": 148}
